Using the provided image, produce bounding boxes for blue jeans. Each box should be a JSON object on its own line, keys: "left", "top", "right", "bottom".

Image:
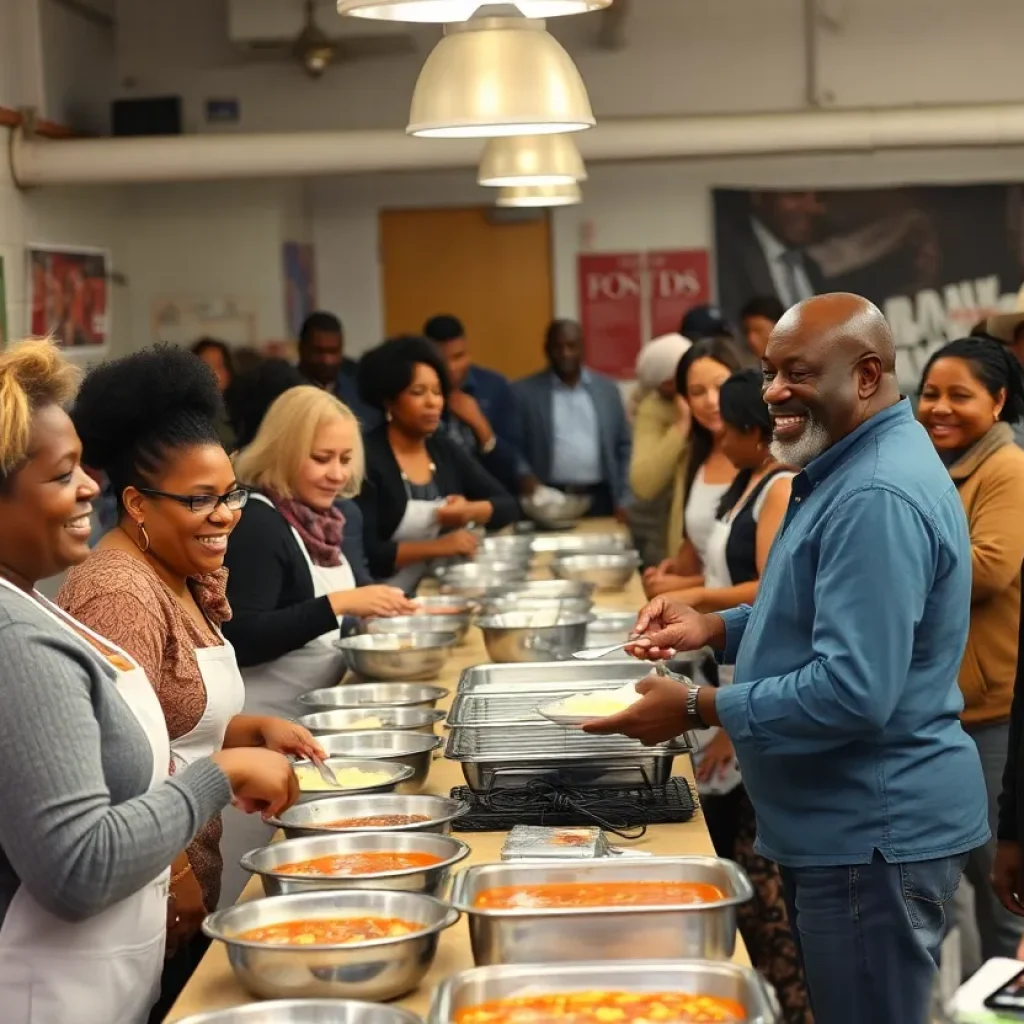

{"left": 780, "top": 851, "right": 967, "bottom": 1024}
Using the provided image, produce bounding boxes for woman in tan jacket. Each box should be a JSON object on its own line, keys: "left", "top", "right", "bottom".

{"left": 627, "top": 333, "right": 691, "bottom": 566}
{"left": 918, "top": 335, "right": 1024, "bottom": 964}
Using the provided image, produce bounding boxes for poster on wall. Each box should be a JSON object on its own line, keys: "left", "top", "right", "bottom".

{"left": 648, "top": 250, "right": 711, "bottom": 338}
{"left": 283, "top": 242, "right": 317, "bottom": 340}
{"left": 578, "top": 253, "right": 644, "bottom": 379}
{"left": 0, "top": 256, "right": 8, "bottom": 350}
{"left": 712, "top": 185, "right": 1024, "bottom": 386}
{"left": 27, "top": 245, "right": 110, "bottom": 350}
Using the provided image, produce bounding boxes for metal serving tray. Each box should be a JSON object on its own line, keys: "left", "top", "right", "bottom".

{"left": 456, "top": 660, "right": 653, "bottom": 696}
{"left": 447, "top": 857, "right": 753, "bottom": 966}
{"left": 429, "top": 961, "right": 778, "bottom": 1024}
{"left": 447, "top": 681, "right": 630, "bottom": 728}
{"left": 444, "top": 724, "right": 690, "bottom": 791}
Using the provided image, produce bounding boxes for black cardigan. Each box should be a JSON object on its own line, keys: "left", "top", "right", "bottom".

{"left": 998, "top": 573, "right": 1024, "bottom": 842}
{"left": 356, "top": 426, "right": 519, "bottom": 579}
{"left": 222, "top": 498, "right": 339, "bottom": 668}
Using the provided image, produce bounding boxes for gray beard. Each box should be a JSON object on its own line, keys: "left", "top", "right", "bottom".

{"left": 770, "top": 416, "right": 832, "bottom": 468}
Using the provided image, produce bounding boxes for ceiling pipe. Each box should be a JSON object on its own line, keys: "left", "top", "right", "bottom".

{"left": 13, "top": 102, "right": 1024, "bottom": 187}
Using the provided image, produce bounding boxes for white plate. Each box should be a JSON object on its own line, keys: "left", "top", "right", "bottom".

{"left": 537, "top": 683, "right": 642, "bottom": 728}
{"left": 536, "top": 707, "right": 607, "bottom": 728}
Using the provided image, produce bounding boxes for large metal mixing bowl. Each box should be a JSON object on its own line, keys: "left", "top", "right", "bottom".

{"left": 297, "top": 683, "right": 449, "bottom": 713}
{"left": 292, "top": 758, "right": 414, "bottom": 805}
{"left": 475, "top": 611, "right": 591, "bottom": 663}
{"left": 437, "top": 562, "right": 528, "bottom": 598}
{"left": 552, "top": 552, "right": 641, "bottom": 591}
{"left": 363, "top": 613, "right": 471, "bottom": 646}
{"left": 312, "top": 730, "right": 442, "bottom": 791}
{"left": 266, "top": 794, "right": 468, "bottom": 840}
{"left": 202, "top": 889, "right": 458, "bottom": 1001}
{"left": 294, "top": 707, "right": 444, "bottom": 736}
{"left": 334, "top": 633, "right": 456, "bottom": 681}
{"left": 175, "top": 1000, "right": 424, "bottom": 1024}
{"left": 521, "top": 492, "right": 591, "bottom": 530}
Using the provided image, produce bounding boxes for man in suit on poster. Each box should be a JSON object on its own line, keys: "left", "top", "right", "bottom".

{"left": 717, "top": 190, "right": 828, "bottom": 325}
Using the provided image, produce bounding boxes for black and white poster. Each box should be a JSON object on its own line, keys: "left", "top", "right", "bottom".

{"left": 713, "top": 185, "right": 1024, "bottom": 386}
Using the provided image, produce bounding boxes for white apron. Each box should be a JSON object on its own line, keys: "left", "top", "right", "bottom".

{"left": 387, "top": 496, "right": 443, "bottom": 595}
{"left": 240, "top": 494, "right": 356, "bottom": 719}
{"left": 172, "top": 638, "right": 245, "bottom": 771}
{"left": 0, "top": 578, "right": 171, "bottom": 1024}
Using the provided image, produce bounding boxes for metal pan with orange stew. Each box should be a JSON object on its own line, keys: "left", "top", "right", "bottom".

{"left": 472, "top": 881, "right": 728, "bottom": 910}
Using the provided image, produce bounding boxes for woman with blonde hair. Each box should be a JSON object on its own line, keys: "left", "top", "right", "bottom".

{"left": 0, "top": 340, "right": 295, "bottom": 1023}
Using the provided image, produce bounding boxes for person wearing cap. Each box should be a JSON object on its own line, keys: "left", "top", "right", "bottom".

{"left": 627, "top": 333, "right": 692, "bottom": 567}
{"left": 423, "top": 314, "right": 538, "bottom": 497}
{"left": 680, "top": 304, "right": 732, "bottom": 342}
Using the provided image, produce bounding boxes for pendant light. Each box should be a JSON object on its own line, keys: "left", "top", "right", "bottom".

{"left": 407, "top": 17, "right": 595, "bottom": 138}
{"left": 496, "top": 182, "right": 582, "bottom": 207}
{"left": 339, "top": 1, "right": 612, "bottom": 21}
{"left": 478, "top": 134, "right": 587, "bottom": 187}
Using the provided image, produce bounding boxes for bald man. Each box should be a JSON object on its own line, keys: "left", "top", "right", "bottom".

{"left": 589, "top": 294, "right": 988, "bottom": 1024}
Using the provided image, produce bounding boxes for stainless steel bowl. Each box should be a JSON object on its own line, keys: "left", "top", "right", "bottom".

{"left": 334, "top": 633, "right": 456, "bottom": 681}
{"left": 479, "top": 597, "right": 593, "bottom": 620}
{"left": 363, "top": 614, "right": 471, "bottom": 646}
{"left": 553, "top": 552, "right": 640, "bottom": 591}
{"left": 175, "top": 999, "right": 425, "bottom": 1024}
{"left": 475, "top": 611, "right": 591, "bottom": 664}
{"left": 530, "top": 532, "right": 631, "bottom": 556}
{"left": 266, "top": 794, "right": 468, "bottom": 840}
{"left": 448, "top": 857, "right": 753, "bottom": 964}
{"left": 295, "top": 707, "right": 445, "bottom": 736}
{"left": 479, "top": 535, "right": 534, "bottom": 560}
{"left": 241, "top": 832, "right": 470, "bottom": 897}
{"left": 412, "top": 595, "right": 474, "bottom": 616}
{"left": 313, "top": 731, "right": 442, "bottom": 792}
{"left": 202, "top": 889, "right": 458, "bottom": 1001}
{"left": 298, "top": 683, "right": 449, "bottom": 713}
{"left": 502, "top": 579, "right": 596, "bottom": 601}
{"left": 429, "top": 961, "right": 779, "bottom": 1024}
{"left": 438, "top": 562, "right": 529, "bottom": 598}
{"left": 293, "top": 758, "right": 414, "bottom": 805}
{"left": 585, "top": 611, "right": 637, "bottom": 651}
{"left": 521, "top": 493, "right": 591, "bottom": 530}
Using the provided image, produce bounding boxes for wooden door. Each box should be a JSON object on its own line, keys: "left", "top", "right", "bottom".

{"left": 379, "top": 206, "right": 553, "bottom": 381}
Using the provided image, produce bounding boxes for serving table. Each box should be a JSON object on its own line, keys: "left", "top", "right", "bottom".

{"left": 166, "top": 521, "right": 749, "bottom": 1022}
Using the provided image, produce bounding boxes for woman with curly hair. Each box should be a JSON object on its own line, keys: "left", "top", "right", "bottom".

{"left": 356, "top": 335, "right": 518, "bottom": 592}
{"left": 58, "top": 346, "right": 323, "bottom": 1020}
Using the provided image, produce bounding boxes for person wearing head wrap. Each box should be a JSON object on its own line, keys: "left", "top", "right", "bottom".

{"left": 626, "top": 334, "right": 692, "bottom": 567}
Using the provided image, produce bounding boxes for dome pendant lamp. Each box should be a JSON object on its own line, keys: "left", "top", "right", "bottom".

{"left": 496, "top": 182, "right": 583, "bottom": 207}
{"left": 338, "top": 1, "right": 613, "bottom": 22}
{"left": 407, "top": 17, "right": 595, "bottom": 138}
{"left": 478, "top": 134, "right": 587, "bottom": 187}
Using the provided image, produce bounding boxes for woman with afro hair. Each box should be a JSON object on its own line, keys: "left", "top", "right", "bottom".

{"left": 58, "top": 345, "right": 322, "bottom": 1021}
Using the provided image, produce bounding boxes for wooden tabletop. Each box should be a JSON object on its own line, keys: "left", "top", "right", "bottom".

{"left": 166, "top": 523, "right": 747, "bottom": 1022}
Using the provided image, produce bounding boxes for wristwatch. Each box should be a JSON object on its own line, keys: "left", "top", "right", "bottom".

{"left": 685, "top": 684, "right": 708, "bottom": 730}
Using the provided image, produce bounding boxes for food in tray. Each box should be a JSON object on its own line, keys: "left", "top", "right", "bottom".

{"left": 454, "top": 991, "right": 746, "bottom": 1024}
{"left": 322, "top": 813, "right": 433, "bottom": 829}
{"left": 473, "top": 881, "right": 726, "bottom": 910}
{"left": 237, "top": 915, "right": 420, "bottom": 945}
{"left": 275, "top": 851, "right": 444, "bottom": 876}
{"left": 293, "top": 765, "right": 393, "bottom": 791}
{"left": 541, "top": 683, "right": 642, "bottom": 719}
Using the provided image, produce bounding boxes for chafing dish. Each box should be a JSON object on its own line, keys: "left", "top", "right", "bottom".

{"left": 175, "top": 1000, "right": 424, "bottom": 1024}
{"left": 363, "top": 613, "right": 471, "bottom": 645}
{"left": 530, "top": 531, "right": 631, "bottom": 556}
{"left": 456, "top": 659, "right": 652, "bottom": 695}
{"left": 241, "top": 831, "right": 470, "bottom": 897}
{"left": 437, "top": 562, "right": 529, "bottom": 598}
{"left": 313, "top": 731, "right": 441, "bottom": 791}
{"left": 475, "top": 611, "right": 590, "bottom": 663}
{"left": 293, "top": 758, "right": 414, "bottom": 804}
{"left": 294, "top": 707, "right": 444, "bottom": 736}
{"left": 521, "top": 492, "right": 591, "bottom": 530}
{"left": 447, "top": 857, "right": 753, "bottom": 965}
{"left": 553, "top": 552, "right": 640, "bottom": 591}
{"left": 266, "top": 794, "right": 468, "bottom": 840}
{"left": 444, "top": 723, "right": 689, "bottom": 791}
{"left": 298, "top": 683, "right": 449, "bottom": 713}
{"left": 429, "top": 961, "right": 777, "bottom": 1024}
{"left": 202, "top": 889, "right": 457, "bottom": 1001}
{"left": 334, "top": 633, "right": 456, "bottom": 681}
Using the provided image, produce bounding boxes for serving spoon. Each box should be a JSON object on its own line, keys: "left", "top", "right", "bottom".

{"left": 309, "top": 753, "right": 341, "bottom": 788}
{"left": 571, "top": 640, "right": 635, "bottom": 661}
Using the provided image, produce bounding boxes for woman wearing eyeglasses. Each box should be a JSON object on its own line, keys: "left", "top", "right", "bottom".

{"left": 58, "top": 347, "right": 325, "bottom": 1022}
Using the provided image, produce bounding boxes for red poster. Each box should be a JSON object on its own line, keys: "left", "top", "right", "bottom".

{"left": 648, "top": 250, "right": 710, "bottom": 338}
{"left": 578, "top": 253, "right": 643, "bottom": 380}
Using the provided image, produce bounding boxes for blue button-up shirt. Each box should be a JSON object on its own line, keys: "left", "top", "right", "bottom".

{"left": 715, "top": 399, "right": 989, "bottom": 867}
{"left": 549, "top": 370, "right": 602, "bottom": 486}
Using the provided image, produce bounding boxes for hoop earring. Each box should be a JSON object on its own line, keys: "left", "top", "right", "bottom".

{"left": 136, "top": 521, "right": 151, "bottom": 554}
{"left": 385, "top": 409, "right": 393, "bottom": 423}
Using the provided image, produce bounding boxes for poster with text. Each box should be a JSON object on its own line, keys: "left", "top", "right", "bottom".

{"left": 713, "top": 185, "right": 1024, "bottom": 388}
{"left": 648, "top": 249, "right": 711, "bottom": 338}
{"left": 578, "top": 252, "right": 644, "bottom": 379}
{"left": 28, "top": 246, "right": 110, "bottom": 350}
{"left": 283, "top": 242, "right": 317, "bottom": 341}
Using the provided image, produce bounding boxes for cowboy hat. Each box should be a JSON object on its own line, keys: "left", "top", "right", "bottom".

{"left": 987, "top": 284, "right": 1024, "bottom": 343}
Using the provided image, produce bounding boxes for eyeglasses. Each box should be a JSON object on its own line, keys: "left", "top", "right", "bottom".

{"left": 137, "top": 486, "right": 251, "bottom": 515}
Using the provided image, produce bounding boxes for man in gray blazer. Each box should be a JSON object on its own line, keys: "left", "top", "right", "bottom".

{"left": 514, "top": 319, "right": 632, "bottom": 519}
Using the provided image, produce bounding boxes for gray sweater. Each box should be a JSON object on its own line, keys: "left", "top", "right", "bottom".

{"left": 0, "top": 586, "right": 233, "bottom": 925}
